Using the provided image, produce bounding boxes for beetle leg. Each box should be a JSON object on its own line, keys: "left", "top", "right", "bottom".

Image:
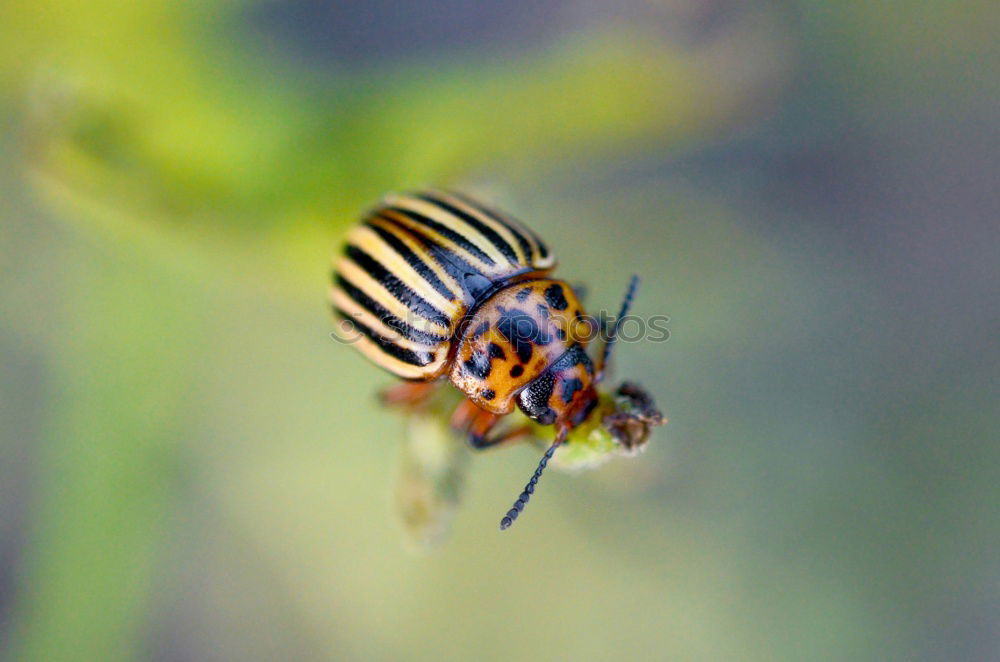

{"left": 468, "top": 423, "right": 535, "bottom": 451}
{"left": 465, "top": 408, "right": 501, "bottom": 449}
{"left": 467, "top": 408, "right": 534, "bottom": 450}
{"left": 449, "top": 398, "right": 484, "bottom": 430}
{"left": 450, "top": 399, "right": 535, "bottom": 450}
{"left": 380, "top": 381, "right": 440, "bottom": 410}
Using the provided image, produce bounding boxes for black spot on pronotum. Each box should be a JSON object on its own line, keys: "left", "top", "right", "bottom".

{"left": 481, "top": 388, "right": 496, "bottom": 401}
{"left": 497, "top": 308, "right": 551, "bottom": 364}
{"left": 463, "top": 351, "right": 492, "bottom": 379}
{"left": 510, "top": 365, "right": 524, "bottom": 378}
{"left": 487, "top": 342, "right": 506, "bottom": 360}
{"left": 515, "top": 287, "right": 532, "bottom": 302}
{"left": 544, "top": 284, "right": 569, "bottom": 311}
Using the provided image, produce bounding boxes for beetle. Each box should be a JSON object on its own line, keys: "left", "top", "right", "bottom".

{"left": 330, "top": 190, "right": 660, "bottom": 530}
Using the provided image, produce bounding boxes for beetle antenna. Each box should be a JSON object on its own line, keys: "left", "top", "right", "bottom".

{"left": 596, "top": 275, "right": 640, "bottom": 382}
{"left": 499, "top": 427, "right": 568, "bottom": 531}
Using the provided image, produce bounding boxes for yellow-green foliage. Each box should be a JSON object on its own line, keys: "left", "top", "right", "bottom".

{"left": 2, "top": 1, "right": 994, "bottom": 660}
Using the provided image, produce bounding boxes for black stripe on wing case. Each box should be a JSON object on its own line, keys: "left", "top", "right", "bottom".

{"left": 415, "top": 192, "right": 521, "bottom": 265}
{"left": 378, "top": 216, "right": 486, "bottom": 290}
{"left": 334, "top": 275, "right": 447, "bottom": 345}
{"left": 343, "top": 245, "right": 451, "bottom": 328}
{"left": 448, "top": 191, "right": 550, "bottom": 261}
{"left": 388, "top": 206, "right": 496, "bottom": 266}
{"left": 333, "top": 307, "right": 434, "bottom": 367}
{"left": 364, "top": 219, "right": 457, "bottom": 302}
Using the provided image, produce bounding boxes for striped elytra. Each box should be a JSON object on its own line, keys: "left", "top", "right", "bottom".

{"left": 331, "top": 190, "right": 555, "bottom": 381}
{"left": 331, "top": 191, "right": 653, "bottom": 531}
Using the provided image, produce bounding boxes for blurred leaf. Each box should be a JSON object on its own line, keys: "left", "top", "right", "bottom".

{"left": 4, "top": 243, "right": 206, "bottom": 661}
{"left": 9, "top": 2, "right": 773, "bottom": 241}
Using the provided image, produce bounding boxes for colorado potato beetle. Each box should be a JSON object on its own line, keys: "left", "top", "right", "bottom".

{"left": 331, "top": 191, "right": 663, "bottom": 530}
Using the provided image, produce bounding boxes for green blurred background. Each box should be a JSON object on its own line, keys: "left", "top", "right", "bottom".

{"left": 1, "top": 1, "right": 997, "bottom": 660}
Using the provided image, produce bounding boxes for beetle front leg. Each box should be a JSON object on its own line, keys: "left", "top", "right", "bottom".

{"left": 468, "top": 423, "right": 534, "bottom": 450}
{"left": 466, "top": 409, "right": 533, "bottom": 451}
{"left": 380, "top": 380, "right": 441, "bottom": 410}
{"left": 450, "top": 399, "right": 533, "bottom": 451}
